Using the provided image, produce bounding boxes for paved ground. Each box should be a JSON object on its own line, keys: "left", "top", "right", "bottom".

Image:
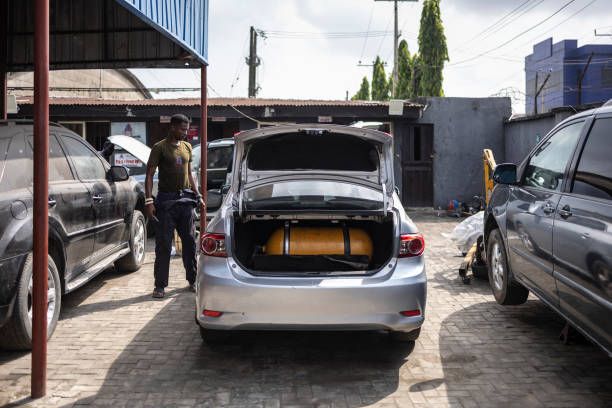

{"left": 1, "top": 213, "right": 611, "bottom": 407}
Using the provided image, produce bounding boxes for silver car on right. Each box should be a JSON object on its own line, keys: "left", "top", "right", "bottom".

{"left": 195, "top": 124, "right": 427, "bottom": 344}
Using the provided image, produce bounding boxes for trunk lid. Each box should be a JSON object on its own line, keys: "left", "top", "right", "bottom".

{"left": 232, "top": 125, "right": 394, "bottom": 215}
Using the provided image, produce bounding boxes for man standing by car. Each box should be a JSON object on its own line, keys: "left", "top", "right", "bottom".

{"left": 145, "top": 114, "right": 200, "bottom": 298}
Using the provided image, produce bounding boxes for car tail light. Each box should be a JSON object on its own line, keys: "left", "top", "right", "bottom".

{"left": 400, "top": 309, "right": 421, "bottom": 317}
{"left": 200, "top": 233, "right": 227, "bottom": 257}
{"left": 399, "top": 233, "right": 425, "bottom": 257}
{"left": 202, "top": 309, "right": 223, "bottom": 318}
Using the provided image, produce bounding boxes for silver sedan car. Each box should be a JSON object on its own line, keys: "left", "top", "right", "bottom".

{"left": 195, "top": 124, "right": 426, "bottom": 343}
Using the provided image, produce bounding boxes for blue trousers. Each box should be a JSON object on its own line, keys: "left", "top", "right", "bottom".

{"left": 153, "top": 192, "right": 197, "bottom": 289}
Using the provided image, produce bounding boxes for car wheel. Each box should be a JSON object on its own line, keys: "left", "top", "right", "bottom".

{"left": 0, "top": 254, "right": 62, "bottom": 350}
{"left": 487, "top": 229, "right": 529, "bottom": 305}
{"left": 199, "top": 326, "right": 230, "bottom": 345}
{"left": 115, "top": 210, "right": 147, "bottom": 272}
{"left": 390, "top": 328, "right": 421, "bottom": 342}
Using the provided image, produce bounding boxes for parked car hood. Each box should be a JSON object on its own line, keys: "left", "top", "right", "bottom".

{"left": 107, "top": 135, "right": 150, "bottom": 164}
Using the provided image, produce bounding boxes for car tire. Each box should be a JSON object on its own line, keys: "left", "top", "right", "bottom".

{"left": 0, "top": 254, "right": 62, "bottom": 350}
{"left": 487, "top": 229, "right": 529, "bottom": 305}
{"left": 115, "top": 210, "right": 146, "bottom": 272}
{"left": 199, "top": 326, "right": 230, "bottom": 345}
{"left": 390, "top": 328, "right": 421, "bottom": 342}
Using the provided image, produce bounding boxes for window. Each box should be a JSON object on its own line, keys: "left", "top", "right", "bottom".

{"left": 522, "top": 122, "right": 583, "bottom": 191}
{"left": 207, "top": 146, "right": 233, "bottom": 170}
{"left": 247, "top": 133, "right": 379, "bottom": 172}
{"left": 62, "top": 136, "right": 107, "bottom": 180}
{"left": 0, "top": 134, "right": 32, "bottom": 192}
{"left": 602, "top": 64, "right": 612, "bottom": 88}
{"left": 59, "top": 122, "right": 85, "bottom": 138}
{"left": 572, "top": 118, "right": 612, "bottom": 200}
{"left": 26, "top": 135, "right": 74, "bottom": 182}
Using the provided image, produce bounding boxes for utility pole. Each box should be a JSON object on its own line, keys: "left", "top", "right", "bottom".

{"left": 246, "top": 26, "right": 261, "bottom": 98}
{"left": 534, "top": 70, "right": 551, "bottom": 115}
{"left": 577, "top": 53, "right": 594, "bottom": 106}
{"left": 374, "top": 0, "right": 418, "bottom": 97}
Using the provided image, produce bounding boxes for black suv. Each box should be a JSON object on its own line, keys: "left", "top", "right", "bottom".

{"left": 0, "top": 121, "right": 146, "bottom": 350}
{"left": 485, "top": 103, "right": 612, "bottom": 356}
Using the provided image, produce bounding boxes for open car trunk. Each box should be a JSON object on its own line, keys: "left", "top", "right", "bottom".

{"left": 232, "top": 215, "right": 395, "bottom": 276}
{"left": 229, "top": 125, "right": 396, "bottom": 276}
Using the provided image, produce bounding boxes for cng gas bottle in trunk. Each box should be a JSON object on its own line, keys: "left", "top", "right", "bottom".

{"left": 264, "top": 224, "right": 373, "bottom": 259}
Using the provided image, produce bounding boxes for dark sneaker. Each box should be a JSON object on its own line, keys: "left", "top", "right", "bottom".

{"left": 188, "top": 283, "right": 196, "bottom": 292}
{"left": 152, "top": 288, "right": 164, "bottom": 298}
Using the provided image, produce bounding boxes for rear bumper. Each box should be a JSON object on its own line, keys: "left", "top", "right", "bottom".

{"left": 196, "top": 255, "right": 426, "bottom": 332}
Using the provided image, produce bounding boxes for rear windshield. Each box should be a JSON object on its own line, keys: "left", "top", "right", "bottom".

{"left": 247, "top": 133, "right": 379, "bottom": 172}
{"left": 244, "top": 180, "right": 383, "bottom": 211}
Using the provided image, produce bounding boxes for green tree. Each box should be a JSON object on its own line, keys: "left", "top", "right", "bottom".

{"left": 352, "top": 76, "right": 370, "bottom": 100}
{"left": 371, "top": 56, "right": 389, "bottom": 101}
{"left": 395, "top": 39, "right": 412, "bottom": 99}
{"left": 410, "top": 54, "right": 423, "bottom": 98}
{"left": 417, "top": 0, "right": 448, "bottom": 96}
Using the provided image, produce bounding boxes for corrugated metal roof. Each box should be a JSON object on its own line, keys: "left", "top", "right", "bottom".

{"left": 16, "top": 97, "right": 422, "bottom": 108}
{"left": 115, "top": 0, "right": 209, "bottom": 65}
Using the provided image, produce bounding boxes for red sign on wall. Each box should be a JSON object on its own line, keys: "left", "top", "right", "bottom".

{"left": 188, "top": 125, "right": 199, "bottom": 141}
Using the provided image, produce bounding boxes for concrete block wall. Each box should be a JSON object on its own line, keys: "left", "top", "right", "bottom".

{"left": 416, "top": 97, "right": 511, "bottom": 209}
{"left": 503, "top": 111, "right": 574, "bottom": 164}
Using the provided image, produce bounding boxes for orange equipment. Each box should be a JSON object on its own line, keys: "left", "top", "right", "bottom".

{"left": 265, "top": 225, "right": 373, "bottom": 259}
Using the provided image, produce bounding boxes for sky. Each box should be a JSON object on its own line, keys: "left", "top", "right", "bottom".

{"left": 131, "top": 0, "right": 612, "bottom": 113}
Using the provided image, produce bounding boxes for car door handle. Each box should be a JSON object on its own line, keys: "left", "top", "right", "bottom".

{"left": 558, "top": 205, "right": 572, "bottom": 219}
{"left": 92, "top": 194, "right": 103, "bottom": 203}
{"left": 542, "top": 202, "right": 555, "bottom": 214}
{"left": 48, "top": 198, "right": 57, "bottom": 207}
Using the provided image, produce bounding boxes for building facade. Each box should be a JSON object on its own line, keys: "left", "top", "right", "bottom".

{"left": 525, "top": 38, "right": 612, "bottom": 115}
{"left": 13, "top": 96, "right": 511, "bottom": 208}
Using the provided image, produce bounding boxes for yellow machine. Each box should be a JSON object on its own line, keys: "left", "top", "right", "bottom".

{"left": 265, "top": 226, "right": 373, "bottom": 259}
{"left": 483, "top": 149, "right": 497, "bottom": 207}
{"left": 459, "top": 149, "right": 496, "bottom": 283}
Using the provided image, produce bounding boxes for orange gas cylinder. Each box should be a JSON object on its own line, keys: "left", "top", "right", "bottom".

{"left": 265, "top": 225, "right": 373, "bottom": 258}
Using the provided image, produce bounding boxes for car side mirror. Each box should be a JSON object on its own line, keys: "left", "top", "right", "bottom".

{"left": 206, "top": 189, "right": 222, "bottom": 210}
{"left": 109, "top": 165, "right": 129, "bottom": 182}
{"left": 493, "top": 163, "right": 518, "bottom": 185}
{"left": 221, "top": 184, "right": 231, "bottom": 195}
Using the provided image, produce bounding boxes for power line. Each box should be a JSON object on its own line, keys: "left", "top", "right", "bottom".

{"left": 359, "top": 3, "right": 376, "bottom": 63}
{"left": 511, "top": 0, "right": 600, "bottom": 51}
{"left": 451, "top": 0, "right": 578, "bottom": 66}
{"left": 454, "top": 0, "right": 533, "bottom": 53}
{"left": 258, "top": 30, "right": 393, "bottom": 39}
{"left": 376, "top": 18, "right": 393, "bottom": 57}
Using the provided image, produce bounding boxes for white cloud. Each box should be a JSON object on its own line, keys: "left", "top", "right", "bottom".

{"left": 132, "top": 0, "right": 612, "bottom": 113}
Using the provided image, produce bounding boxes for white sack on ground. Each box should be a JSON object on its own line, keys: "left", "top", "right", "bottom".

{"left": 441, "top": 211, "right": 484, "bottom": 254}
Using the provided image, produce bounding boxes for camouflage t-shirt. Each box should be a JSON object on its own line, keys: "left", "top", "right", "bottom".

{"left": 148, "top": 139, "right": 192, "bottom": 193}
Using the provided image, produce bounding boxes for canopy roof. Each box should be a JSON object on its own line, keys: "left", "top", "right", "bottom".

{"left": 2, "top": 0, "right": 209, "bottom": 71}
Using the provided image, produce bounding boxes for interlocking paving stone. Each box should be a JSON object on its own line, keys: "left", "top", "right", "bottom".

{"left": 1, "top": 213, "right": 611, "bottom": 407}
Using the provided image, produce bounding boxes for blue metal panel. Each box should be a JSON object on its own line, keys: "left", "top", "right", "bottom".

{"left": 115, "top": 0, "right": 208, "bottom": 65}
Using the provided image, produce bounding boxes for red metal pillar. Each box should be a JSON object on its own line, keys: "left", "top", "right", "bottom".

{"left": 199, "top": 65, "right": 208, "bottom": 234}
{"left": 0, "top": 0, "right": 7, "bottom": 120}
{"left": 32, "top": 0, "right": 49, "bottom": 399}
